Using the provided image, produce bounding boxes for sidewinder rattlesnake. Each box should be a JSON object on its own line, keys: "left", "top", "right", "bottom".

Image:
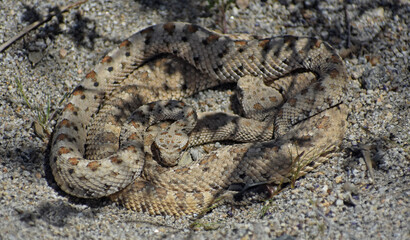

{"left": 49, "top": 22, "right": 348, "bottom": 216}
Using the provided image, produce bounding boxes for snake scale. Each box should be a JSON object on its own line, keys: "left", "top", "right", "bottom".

{"left": 49, "top": 22, "right": 348, "bottom": 216}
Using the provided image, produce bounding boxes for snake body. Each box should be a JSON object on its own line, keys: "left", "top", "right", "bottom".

{"left": 50, "top": 22, "right": 348, "bottom": 216}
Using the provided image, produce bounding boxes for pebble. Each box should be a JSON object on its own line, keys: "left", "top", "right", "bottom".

{"left": 336, "top": 199, "right": 344, "bottom": 206}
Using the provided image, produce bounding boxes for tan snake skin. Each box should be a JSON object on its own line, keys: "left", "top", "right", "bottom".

{"left": 49, "top": 22, "right": 348, "bottom": 216}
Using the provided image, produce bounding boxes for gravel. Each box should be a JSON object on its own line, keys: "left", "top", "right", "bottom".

{"left": 0, "top": 0, "right": 408, "bottom": 239}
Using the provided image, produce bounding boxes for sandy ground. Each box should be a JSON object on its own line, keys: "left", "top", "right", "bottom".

{"left": 0, "top": 0, "right": 408, "bottom": 239}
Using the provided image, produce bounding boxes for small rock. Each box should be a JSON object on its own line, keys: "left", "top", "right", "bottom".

{"left": 336, "top": 199, "right": 344, "bottom": 206}
{"left": 343, "top": 183, "right": 359, "bottom": 195}
{"left": 335, "top": 175, "right": 343, "bottom": 184}
{"left": 28, "top": 51, "right": 44, "bottom": 66}
{"left": 59, "top": 48, "right": 68, "bottom": 58}
{"left": 236, "top": 0, "right": 249, "bottom": 9}
{"left": 366, "top": 55, "right": 381, "bottom": 66}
